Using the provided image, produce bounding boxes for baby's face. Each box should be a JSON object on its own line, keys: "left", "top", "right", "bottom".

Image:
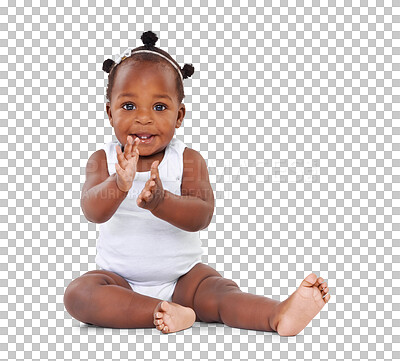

{"left": 106, "top": 61, "right": 185, "bottom": 157}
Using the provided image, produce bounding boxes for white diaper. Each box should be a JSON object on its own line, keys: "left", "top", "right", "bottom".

{"left": 126, "top": 279, "right": 178, "bottom": 302}
{"left": 99, "top": 267, "right": 177, "bottom": 302}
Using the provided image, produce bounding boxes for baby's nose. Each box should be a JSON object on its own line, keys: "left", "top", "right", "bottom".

{"left": 135, "top": 117, "right": 153, "bottom": 124}
{"left": 133, "top": 108, "right": 154, "bottom": 124}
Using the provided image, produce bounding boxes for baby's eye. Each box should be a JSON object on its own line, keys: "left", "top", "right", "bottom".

{"left": 154, "top": 104, "right": 167, "bottom": 111}
{"left": 122, "top": 103, "right": 135, "bottom": 111}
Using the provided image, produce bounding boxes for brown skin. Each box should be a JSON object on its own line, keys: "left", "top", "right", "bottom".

{"left": 81, "top": 61, "right": 214, "bottom": 231}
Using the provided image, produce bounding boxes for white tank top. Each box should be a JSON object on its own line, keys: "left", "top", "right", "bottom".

{"left": 95, "top": 137, "right": 204, "bottom": 286}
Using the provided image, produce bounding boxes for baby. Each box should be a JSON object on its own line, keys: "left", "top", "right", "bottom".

{"left": 63, "top": 31, "right": 330, "bottom": 336}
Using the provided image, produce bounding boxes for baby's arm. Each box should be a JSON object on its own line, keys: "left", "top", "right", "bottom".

{"left": 81, "top": 137, "right": 139, "bottom": 223}
{"left": 150, "top": 148, "right": 214, "bottom": 232}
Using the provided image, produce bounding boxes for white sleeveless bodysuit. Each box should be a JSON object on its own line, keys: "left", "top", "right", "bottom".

{"left": 95, "top": 137, "right": 204, "bottom": 301}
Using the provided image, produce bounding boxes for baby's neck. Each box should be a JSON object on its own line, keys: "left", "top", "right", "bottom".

{"left": 136, "top": 149, "right": 165, "bottom": 172}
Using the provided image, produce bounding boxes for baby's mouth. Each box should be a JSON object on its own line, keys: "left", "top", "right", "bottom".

{"left": 130, "top": 134, "right": 155, "bottom": 144}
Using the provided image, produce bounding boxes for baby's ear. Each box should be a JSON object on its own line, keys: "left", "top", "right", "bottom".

{"left": 106, "top": 102, "right": 114, "bottom": 127}
{"left": 175, "top": 103, "right": 185, "bottom": 129}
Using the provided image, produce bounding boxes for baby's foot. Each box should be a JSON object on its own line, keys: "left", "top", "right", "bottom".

{"left": 153, "top": 300, "right": 196, "bottom": 334}
{"left": 270, "top": 273, "right": 331, "bottom": 337}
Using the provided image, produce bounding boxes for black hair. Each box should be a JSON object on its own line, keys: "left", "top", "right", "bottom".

{"left": 102, "top": 30, "right": 195, "bottom": 104}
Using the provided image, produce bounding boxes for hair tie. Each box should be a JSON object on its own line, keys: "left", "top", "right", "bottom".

{"left": 113, "top": 48, "right": 183, "bottom": 84}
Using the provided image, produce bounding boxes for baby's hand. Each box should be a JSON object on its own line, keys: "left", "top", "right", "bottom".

{"left": 137, "top": 160, "right": 165, "bottom": 211}
{"left": 115, "top": 136, "right": 140, "bottom": 192}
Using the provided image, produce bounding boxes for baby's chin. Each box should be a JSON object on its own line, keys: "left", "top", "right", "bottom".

{"left": 137, "top": 145, "right": 167, "bottom": 158}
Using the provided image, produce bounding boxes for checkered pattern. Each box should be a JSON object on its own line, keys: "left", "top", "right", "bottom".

{"left": 0, "top": 1, "right": 398, "bottom": 360}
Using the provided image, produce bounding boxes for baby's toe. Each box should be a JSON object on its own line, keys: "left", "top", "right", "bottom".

{"left": 156, "top": 323, "right": 165, "bottom": 331}
{"left": 323, "top": 287, "right": 329, "bottom": 294}
{"left": 301, "top": 273, "right": 318, "bottom": 287}
{"left": 323, "top": 293, "right": 331, "bottom": 303}
{"left": 159, "top": 300, "right": 170, "bottom": 313}
{"left": 319, "top": 282, "right": 328, "bottom": 291}
{"left": 162, "top": 325, "right": 169, "bottom": 333}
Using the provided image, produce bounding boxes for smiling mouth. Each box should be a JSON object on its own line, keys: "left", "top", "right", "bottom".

{"left": 130, "top": 134, "right": 155, "bottom": 143}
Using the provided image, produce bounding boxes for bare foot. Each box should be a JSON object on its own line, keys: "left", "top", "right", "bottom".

{"left": 270, "top": 273, "right": 331, "bottom": 337}
{"left": 153, "top": 301, "right": 196, "bottom": 334}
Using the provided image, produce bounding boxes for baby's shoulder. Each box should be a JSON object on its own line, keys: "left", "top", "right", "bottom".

{"left": 182, "top": 147, "right": 208, "bottom": 174}
{"left": 85, "top": 148, "right": 108, "bottom": 175}
{"left": 88, "top": 148, "right": 107, "bottom": 163}
{"left": 182, "top": 146, "right": 205, "bottom": 164}
{"left": 181, "top": 147, "right": 212, "bottom": 196}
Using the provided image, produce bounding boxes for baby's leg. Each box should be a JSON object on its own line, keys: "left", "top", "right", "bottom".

{"left": 64, "top": 270, "right": 163, "bottom": 328}
{"left": 172, "top": 263, "right": 330, "bottom": 336}
{"left": 172, "top": 263, "right": 280, "bottom": 331}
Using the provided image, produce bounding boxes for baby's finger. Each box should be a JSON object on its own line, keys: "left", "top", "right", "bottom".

{"left": 143, "top": 189, "right": 153, "bottom": 202}
{"left": 144, "top": 181, "right": 156, "bottom": 194}
{"left": 144, "top": 176, "right": 156, "bottom": 188}
{"left": 150, "top": 160, "right": 160, "bottom": 180}
{"left": 124, "top": 136, "right": 133, "bottom": 159}
{"left": 137, "top": 195, "right": 146, "bottom": 207}
{"left": 125, "top": 156, "right": 138, "bottom": 175}
{"left": 132, "top": 139, "right": 140, "bottom": 159}
{"left": 139, "top": 183, "right": 153, "bottom": 201}
{"left": 132, "top": 137, "right": 140, "bottom": 155}
{"left": 116, "top": 145, "right": 128, "bottom": 169}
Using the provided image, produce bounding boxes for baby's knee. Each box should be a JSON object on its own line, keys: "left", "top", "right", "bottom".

{"left": 217, "top": 278, "right": 240, "bottom": 293}
{"left": 63, "top": 274, "right": 100, "bottom": 323}
{"left": 193, "top": 276, "right": 240, "bottom": 323}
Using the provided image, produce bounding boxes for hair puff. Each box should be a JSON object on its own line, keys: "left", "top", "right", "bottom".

{"left": 140, "top": 30, "right": 158, "bottom": 49}
{"left": 102, "top": 58, "right": 115, "bottom": 73}
{"left": 181, "top": 63, "right": 195, "bottom": 79}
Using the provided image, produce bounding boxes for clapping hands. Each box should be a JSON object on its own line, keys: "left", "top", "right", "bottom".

{"left": 115, "top": 135, "right": 140, "bottom": 192}
{"left": 115, "top": 135, "right": 165, "bottom": 211}
{"left": 136, "top": 160, "right": 165, "bottom": 212}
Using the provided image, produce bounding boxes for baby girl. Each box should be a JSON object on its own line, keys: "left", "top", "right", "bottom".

{"left": 63, "top": 31, "right": 330, "bottom": 336}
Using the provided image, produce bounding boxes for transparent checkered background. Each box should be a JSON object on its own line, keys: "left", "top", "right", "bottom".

{"left": 0, "top": 1, "right": 399, "bottom": 360}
